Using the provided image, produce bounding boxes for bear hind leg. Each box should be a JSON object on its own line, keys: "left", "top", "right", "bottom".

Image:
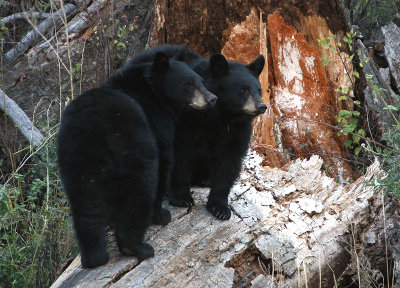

{"left": 71, "top": 205, "right": 109, "bottom": 268}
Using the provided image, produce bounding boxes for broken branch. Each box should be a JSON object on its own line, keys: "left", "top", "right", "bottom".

{"left": 4, "top": 3, "right": 77, "bottom": 66}
{"left": 1, "top": 12, "right": 51, "bottom": 26}
{"left": 0, "top": 88, "right": 44, "bottom": 148}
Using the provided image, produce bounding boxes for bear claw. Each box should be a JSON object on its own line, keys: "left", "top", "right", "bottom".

{"left": 169, "top": 193, "right": 195, "bottom": 207}
{"left": 207, "top": 202, "right": 231, "bottom": 220}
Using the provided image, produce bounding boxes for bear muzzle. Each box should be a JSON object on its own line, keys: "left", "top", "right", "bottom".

{"left": 242, "top": 95, "right": 267, "bottom": 115}
{"left": 190, "top": 87, "right": 217, "bottom": 109}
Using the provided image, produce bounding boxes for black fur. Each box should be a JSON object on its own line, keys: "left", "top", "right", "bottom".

{"left": 130, "top": 45, "right": 266, "bottom": 220}
{"left": 102, "top": 51, "right": 216, "bottom": 226}
{"left": 57, "top": 87, "right": 158, "bottom": 268}
{"left": 57, "top": 52, "right": 215, "bottom": 268}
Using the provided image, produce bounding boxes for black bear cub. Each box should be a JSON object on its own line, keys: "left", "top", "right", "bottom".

{"left": 57, "top": 52, "right": 216, "bottom": 268}
{"left": 129, "top": 45, "right": 266, "bottom": 220}
{"left": 170, "top": 52, "right": 266, "bottom": 220}
{"left": 102, "top": 49, "right": 217, "bottom": 226}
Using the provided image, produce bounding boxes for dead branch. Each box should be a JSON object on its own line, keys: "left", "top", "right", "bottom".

{"left": 66, "top": 0, "right": 108, "bottom": 35}
{"left": 0, "top": 88, "right": 44, "bottom": 148}
{"left": 1, "top": 12, "right": 51, "bottom": 25}
{"left": 4, "top": 3, "right": 77, "bottom": 66}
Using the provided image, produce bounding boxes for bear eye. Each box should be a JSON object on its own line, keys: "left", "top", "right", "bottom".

{"left": 184, "top": 80, "right": 195, "bottom": 89}
{"left": 240, "top": 87, "right": 248, "bottom": 95}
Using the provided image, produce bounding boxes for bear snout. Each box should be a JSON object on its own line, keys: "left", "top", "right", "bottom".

{"left": 206, "top": 93, "right": 217, "bottom": 106}
{"left": 256, "top": 103, "right": 267, "bottom": 114}
{"left": 190, "top": 88, "right": 217, "bottom": 109}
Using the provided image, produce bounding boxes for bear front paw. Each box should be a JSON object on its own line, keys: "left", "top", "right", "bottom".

{"left": 121, "top": 242, "right": 155, "bottom": 260}
{"left": 81, "top": 249, "right": 109, "bottom": 268}
{"left": 169, "top": 193, "right": 195, "bottom": 207}
{"left": 206, "top": 201, "right": 231, "bottom": 220}
{"left": 152, "top": 207, "right": 171, "bottom": 226}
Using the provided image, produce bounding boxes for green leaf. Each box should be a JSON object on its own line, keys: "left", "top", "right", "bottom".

{"left": 339, "top": 110, "right": 351, "bottom": 117}
{"left": 365, "top": 74, "right": 373, "bottom": 81}
{"left": 344, "top": 140, "right": 353, "bottom": 147}
{"left": 353, "top": 135, "right": 360, "bottom": 144}
{"left": 358, "top": 129, "right": 366, "bottom": 137}
{"left": 384, "top": 105, "right": 399, "bottom": 111}
{"left": 354, "top": 146, "right": 362, "bottom": 155}
{"left": 354, "top": 100, "right": 361, "bottom": 105}
{"left": 322, "top": 58, "right": 329, "bottom": 66}
{"left": 353, "top": 71, "right": 359, "bottom": 78}
{"left": 339, "top": 96, "right": 348, "bottom": 101}
{"left": 342, "top": 87, "right": 349, "bottom": 93}
{"left": 319, "top": 38, "right": 327, "bottom": 45}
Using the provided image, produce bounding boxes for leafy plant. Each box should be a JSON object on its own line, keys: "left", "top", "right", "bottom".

{"left": 0, "top": 121, "right": 77, "bottom": 288}
{"left": 318, "top": 28, "right": 367, "bottom": 155}
{"left": 365, "top": 127, "right": 400, "bottom": 197}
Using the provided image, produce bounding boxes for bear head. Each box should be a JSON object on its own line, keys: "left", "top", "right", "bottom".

{"left": 208, "top": 53, "right": 266, "bottom": 116}
{"left": 146, "top": 52, "right": 217, "bottom": 110}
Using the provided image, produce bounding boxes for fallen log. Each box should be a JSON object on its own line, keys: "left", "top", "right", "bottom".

{"left": 51, "top": 150, "right": 392, "bottom": 287}
{"left": 381, "top": 23, "right": 400, "bottom": 93}
{"left": 4, "top": 3, "right": 77, "bottom": 67}
{"left": 356, "top": 39, "right": 398, "bottom": 134}
{"left": 0, "top": 88, "right": 44, "bottom": 148}
{"left": 0, "top": 12, "right": 50, "bottom": 25}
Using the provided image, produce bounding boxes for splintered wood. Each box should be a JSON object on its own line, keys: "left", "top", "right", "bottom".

{"left": 52, "top": 150, "right": 382, "bottom": 288}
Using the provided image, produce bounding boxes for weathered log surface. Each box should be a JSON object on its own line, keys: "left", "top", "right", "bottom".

{"left": 51, "top": 150, "right": 387, "bottom": 288}
{"left": 356, "top": 39, "right": 398, "bottom": 133}
{"left": 382, "top": 23, "right": 400, "bottom": 93}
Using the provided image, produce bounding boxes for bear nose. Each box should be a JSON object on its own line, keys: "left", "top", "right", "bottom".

{"left": 207, "top": 95, "right": 217, "bottom": 106}
{"left": 257, "top": 103, "right": 267, "bottom": 114}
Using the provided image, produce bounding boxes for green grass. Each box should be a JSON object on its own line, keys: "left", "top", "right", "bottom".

{"left": 0, "top": 124, "right": 77, "bottom": 288}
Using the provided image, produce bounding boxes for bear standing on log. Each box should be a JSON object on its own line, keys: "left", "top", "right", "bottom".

{"left": 57, "top": 51, "right": 216, "bottom": 268}
{"left": 129, "top": 45, "right": 266, "bottom": 220}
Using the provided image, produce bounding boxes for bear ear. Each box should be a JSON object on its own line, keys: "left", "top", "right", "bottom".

{"left": 153, "top": 52, "right": 170, "bottom": 74}
{"left": 247, "top": 54, "right": 265, "bottom": 77}
{"left": 174, "top": 44, "right": 189, "bottom": 62}
{"left": 210, "top": 53, "right": 229, "bottom": 77}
